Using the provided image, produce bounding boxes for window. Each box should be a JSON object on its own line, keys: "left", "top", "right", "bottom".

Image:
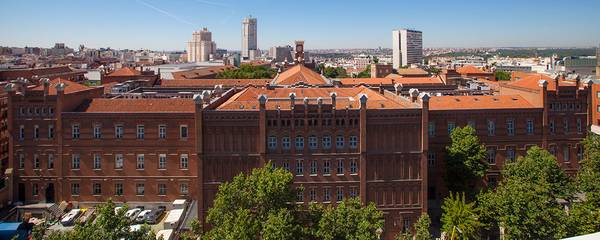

{"left": 349, "top": 135, "right": 358, "bottom": 149}
{"left": 48, "top": 154, "right": 54, "bottom": 169}
{"left": 296, "top": 188, "right": 304, "bottom": 202}
{"left": 115, "top": 183, "right": 124, "bottom": 196}
{"left": 486, "top": 148, "right": 496, "bottom": 164}
{"left": 136, "top": 183, "right": 145, "bottom": 196}
{"left": 337, "top": 159, "right": 344, "bottom": 175}
{"left": 577, "top": 145, "right": 584, "bottom": 161}
{"left": 550, "top": 120, "right": 555, "bottom": 134}
{"left": 158, "top": 183, "right": 167, "bottom": 195}
{"left": 282, "top": 136, "right": 291, "bottom": 149}
{"left": 427, "top": 152, "right": 436, "bottom": 167}
{"left": 468, "top": 120, "right": 476, "bottom": 130}
{"left": 308, "top": 135, "right": 318, "bottom": 149}
{"left": 488, "top": 176, "right": 498, "bottom": 188}
{"left": 33, "top": 154, "right": 40, "bottom": 169}
{"left": 549, "top": 145, "right": 557, "bottom": 156}
{"left": 115, "top": 154, "right": 124, "bottom": 169}
{"left": 336, "top": 187, "right": 344, "bottom": 202}
{"left": 282, "top": 160, "right": 290, "bottom": 171}
{"left": 309, "top": 188, "right": 317, "bottom": 202}
{"left": 71, "top": 154, "right": 80, "bottom": 169}
{"left": 93, "top": 154, "right": 101, "bottom": 169}
{"left": 506, "top": 119, "right": 514, "bottom": 136}
{"left": 526, "top": 119, "right": 534, "bottom": 134}
{"left": 428, "top": 122, "right": 435, "bottom": 137}
{"left": 48, "top": 125, "right": 54, "bottom": 139}
{"left": 159, "top": 125, "right": 166, "bottom": 139}
{"left": 335, "top": 135, "right": 344, "bottom": 149}
{"left": 32, "top": 184, "right": 38, "bottom": 196}
{"left": 506, "top": 146, "right": 516, "bottom": 161}
{"left": 403, "top": 218, "right": 411, "bottom": 232}
{"left": 563, "top": 146, "right": 570, "bottom": 162}
{"left": 295, "top": 135, "right": 304, "bottom": 150}
{"left": 322, "top": 135, "right": 332, "bottom": 149}
{"left": 180, "top": 154, "right": 189, "bottom": 169}
{"left": 323, "top": 160, "right": 331, "bottom": 175}
{"left": 137, "top": 125, "right": 145, "bottom": 139}
{"left": 447, "top": 121, "right": 456, "bottom": 134}
{"left": 180, "top": 183, "right": 189, "bottom": 195}
{"left": 180, "top": 125, "right": 188, "bottom": 139}
{"left": 310, "top": 160, "right": 317, "bottom": 175}
{"left": 296, "top": 159, "right": 304, "bottom": 176}
{"left": 18, "top": 154, "right": 25, "bottom": 169}
{"left": 115, "top": 125, "right": 124, "bottom": 139}
{"left": 323, "top": 188, "right": 331, "bottom": 202}
{"left": 158, "top": 154, "right": 167, "bottom": 169}
{"left": 71, "top": 183, "right": 80, "bottom": 196}
{"left": 19, "top": 125, "right": 24, "bottom": 140}
{"left": 577, "top": 118, "right": 582, "bottom": 134}
{"left": 487, "top": 120, "right": 495, "bottom": 136}
{"left": 93, "top": 183, "right": 102, "bottom": 195}
{"left": 72, "top": 124, "right": 80, "bottom": 139}
{"left": 136, "top": 154, "right": 145, "bottom": 169}
{"left": 49, "top": 107, "right": 54, "bottom": 115}
{"left": 34, "top": 125, "right": 39, "bottom": 139}
{"left": 350, "top": 187, "right": 358, "bottom": 198}
{"left": 268, "top": 136, "right": 277, "bottom": 150}
{"left": 94, "top": 124, "right": 102, "bottom": 139}
{"left": 350, "top": 159, "right": 358, "bottom": 174}
{"left": 563, "top": 119, "right": 569, "bottom": 133}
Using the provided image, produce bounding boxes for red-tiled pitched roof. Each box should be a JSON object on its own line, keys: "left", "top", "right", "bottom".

{"left": 171, "top": 66, "right": 235, "bottom": 79}
{"left": 107, "top": 67, "right": 141, "bottom": 77}
{"left": 506, "top": 72, "right": 577, "bottom": 91}
{"left": 217, "top": 86, "right": 410, "bottom": 110}
{"left": 429, "top": 95, "right": 536, "bottom": 110}
{"left": 394, "top": 68, "right": 429, "bottom": 76}
{"left": 30, "top": 78, "right": 93, "bottom": 95}
{"left": 161, "top": 79, "right": 271, "bottom": 88}
{"left": 272, "top": 65, "right": 328, "bottom": 85}
{"left": 80, "top": 98, "right": 195, "bottom": 113}
{"left": 456, "top": 65, "right": 489, "bottom": 75}
{"left": 338, "top": 76, "right": 443, "bottom": 86}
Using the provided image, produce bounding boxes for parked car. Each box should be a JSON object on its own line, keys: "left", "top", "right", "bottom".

{"left": 61, "top": 209, "right": 82, "bottom": 226}
{"left": 135, "top": 210, "right": 152, "bottom": 223}
{"left": 145, "top": 206, "right": 166, "bottom": 224}
{"left": 125, "top": 208, "right": 142, "bottom": 221}
{"left": 114, "top": 206, "right": 124, "bottom": 215}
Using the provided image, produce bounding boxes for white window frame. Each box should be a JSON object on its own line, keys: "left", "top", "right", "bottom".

{"left": 115, "top": 183, "right": 124, "bottom": 196}
{"left": 506, "top": 119, "right": 514, "bottom": 136}
{"left": 336, "top": 186, "right": 344, "bottom": 202}
{"left": 137, "top": 125, "right": 145, "bottom": 139}
{"left": 136, "top": 183, "right": 145, "bottom": 196}
{"left": 180, "top": 154, "right": 189, "bottom": 169}
{"left": 447, "top": 121, "right": 456, "bottom": 134}
{"left": 296, "top": 159, "right": 304, "bottom": 176}
{"left": 48, "top": 124, "right": 54, "bottom": 139}
{"left": 93, "top": 154, "right": 101, "bottom": 170}
{"left": 336, "top": 159, "right": 344, "bottom": 175}
{"left": 322, "top": 135, "right": 332, "bottom": 149}
{"left": 335, "top": 135, "right": 344, "bottom": 149}
{"left": 18, "top": 154, "right": 25, "bottom": 169}
{"left": 48, "top": 154, "right": 54, "bottom": 169}
{"left": 71, "top": 183, "right": 80, "bottom": 196}
{"left": 267, "top": 136, "right": 277, "bottom": 150}
{"left": 295, "top": 136, "right": 304, "bottom": 150}
{"left": 136, "top": 154, "right": 145, "bottom": 170}
{"left": 350, "top": 158, "right": 358, "bottom": 174}
{"left": 93, "top": 183, "right": 102, "bottom": 195}
{"left": 158, "top": 183, "right": 167, "bottom": 196}
{"left": 563, "top": 146, "right": 570, "bottom": 162}
{"left": 180, "top": 183, "right": 189, "bottom": 195}
{"left": 428, "top": 121, "right": 435, "bottom": 137}
{"left": 33, "top": 125, "right": 39, "bottom": 140}
{"left": 310, "top": 160, "right": 318, "bottom": 175}
{"left": 115, "top": 124, "right": 124, "bottom": 139}
{"left": 526, "top": 119, "right": 534, "bottom": 135}
{"left": 94, "top": 124, "right": 102, "bottom": 139}
{"left": 33, "top": 154, "right": 40, "bottom": 169}
{"left": 19, "top": 125, "right": 25, "bottom": 140}
{"left": 115, "top": 154, "right": 124, "bottom": 169}
{"left": 349, "top": 135, "right": 358, "bottom": 149}
{"left": 323, "top": 160, "right": 331, "bottom": 175}
{"left": 487, "top": 148, "right": 496, "bottom": 165}
{"left": 71, "top": 154, "right": 80, "bottom": 169}
{"left": 72, "top": 124, "right": 80, "bottom": 139}
{"left": 281, "top": 136, "right": 291, "bottom": 150}
{"left": 323, "top": 188, "right": 331, "bottom": 202}
{"left": 158, "top": 154, "right": 167, "bottom": 169}
{"left": 308, "top": 135, "right": 318, "bottom": 149}
{"left": 158, "top": 125, "right": 166, "bottom": 139}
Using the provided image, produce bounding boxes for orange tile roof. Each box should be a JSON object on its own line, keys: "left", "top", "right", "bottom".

{"left": 338, "top": 76, "right": 443, "bottom": 86}
{"left": 217, "top": 86, "right": 410, "bottom": 110}
{"left": 80, "top": 98, "right": 195, "bottom": 113}
{"left": 31, "top": 78, "right": 93, "bottom": 95}
{"left": 429, "top": 95, "right": 536, "bottom": 110}
{"left": 171, "top": 65, "right": 235, "bottom": 79}
{"left": 107, "top": 67, "right": 141, "bottom": 77}
{"left": 272, "top": 64, "right": 328, "bottom": 85}
{"left": 161, "top": 79, "right": 271, "bottom": 88}
{"left": 395, "top": 68, "right": 429, "bottom": 75}
{"left": 506, "top": 72, "right": 577, "bottom": 91}
{"left": 456, "top": 65, "right": 490, "bottom": 75}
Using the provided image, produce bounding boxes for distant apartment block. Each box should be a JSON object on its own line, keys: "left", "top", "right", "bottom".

{"left": 187, "top": 28, "right": 217, "bottom": 63}
{"left": 392, "top": 29, "right": 423, "bottom": 69}
{"left": 242, "top": 16, "right": 258, "bottom": 60}
{"left": 270, "top": 45, "right": 293, "bottom": 63}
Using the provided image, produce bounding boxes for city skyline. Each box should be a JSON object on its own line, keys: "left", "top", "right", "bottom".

{"left": 1, "top": 0, "right": 599, "bottom": 51}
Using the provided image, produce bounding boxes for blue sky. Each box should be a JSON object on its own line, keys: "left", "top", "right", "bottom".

{"left": 1, "top": 0, "right": 599, "bottom": 51}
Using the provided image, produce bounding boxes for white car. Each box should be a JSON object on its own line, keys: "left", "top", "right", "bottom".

{"left": 135, "top": 209, "right": 152, "bottom": 223}
{"left": 125, "top": 208, "right": 142, "bottom": 220}
{"left": 61, "top": 209, "right": 81, "bottom": 226}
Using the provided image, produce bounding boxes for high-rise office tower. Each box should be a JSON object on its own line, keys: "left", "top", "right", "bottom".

{"left": 242, "top": 16, "right": 258, "bottom": 60}
{"left": 392, "top": 29, "right": 423, "bottom": 69}
{"left": 187, "top": 28, "right": 216, "bottom": 63}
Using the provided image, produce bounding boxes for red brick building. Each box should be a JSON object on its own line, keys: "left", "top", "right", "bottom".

{"left": 2, "top": 65, "right": 595, "bottom": 239}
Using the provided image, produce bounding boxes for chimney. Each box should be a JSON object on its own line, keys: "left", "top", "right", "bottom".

{"left": 41, "top": 78, "right": 50, "bottom": 97}
{"left": 394, "top": 83, "right": 402, "bottom": 95}
{"left": 359, "top": 93, "right": 368, "bottom": 109}
{"left": 289, "top": 92, "right": 296, "bottom": 109}
{"left": 378, "top": 83, "right": 384, "bottom": 94}
{"left": 330, "top": 92, "right": 337, "bottom": 109}
{"left": 409, "top": 88, "right": 419, "bottom": 103}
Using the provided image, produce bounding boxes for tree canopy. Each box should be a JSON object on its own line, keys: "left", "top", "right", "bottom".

{"left": 445, "top": 126, "right": 488, "bottom": 196}
{"left": 441, "top": 192, "right": 482, "bottom": 240}
{"left": 216, "top": 64, "right": 276, "bottom": 79}
{"left": 494, "top": 70, "right": 511, "bottom": 81}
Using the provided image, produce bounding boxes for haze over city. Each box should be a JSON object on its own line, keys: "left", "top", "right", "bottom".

{"left": 1, "top": 0, "right": 599, "bottom": 50}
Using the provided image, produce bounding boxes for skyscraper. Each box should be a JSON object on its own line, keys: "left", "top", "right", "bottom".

{"left": 187, "top": 28, "right": 216, "bottom": 63}
{"left": 392, "top": 29, "right": 423, "bottom": 69}
{"left": 242, "top": 16, "right": 258, "bottom": 60}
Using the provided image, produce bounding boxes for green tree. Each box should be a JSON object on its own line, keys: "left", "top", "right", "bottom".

{"left": 477, "top": 147, "right": 571, "bottom": 240}
{"left": 322, "top": 66, "right": 348, "bottom": 78}
{"left": 445, "top": 126, "right": 488, "bottom": 196}
{"left": 316, "top": 198, "right": 384, "bottom": 240}
{"left": 355, "top": 65, "right": 371, "bottom": 78}
{"left": 414, "top": 213, "right": 432, "bottom": 240}
{"left": 566, "top": 132, "right": 600, "bottom": 236}
{"left": 430, "top": 67, "right": 441, "bottom": 76}
{"left": 216, "top": 64, "right": 276, "bottom": 79}
{"left": 441, "top": 192, "right": 482, "bottom": 240}
{"left": 179, "top": 218, "right": 203, "bottom": 240}
{"left": 494, "top": 70, "right": 511, "bottom": 81}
